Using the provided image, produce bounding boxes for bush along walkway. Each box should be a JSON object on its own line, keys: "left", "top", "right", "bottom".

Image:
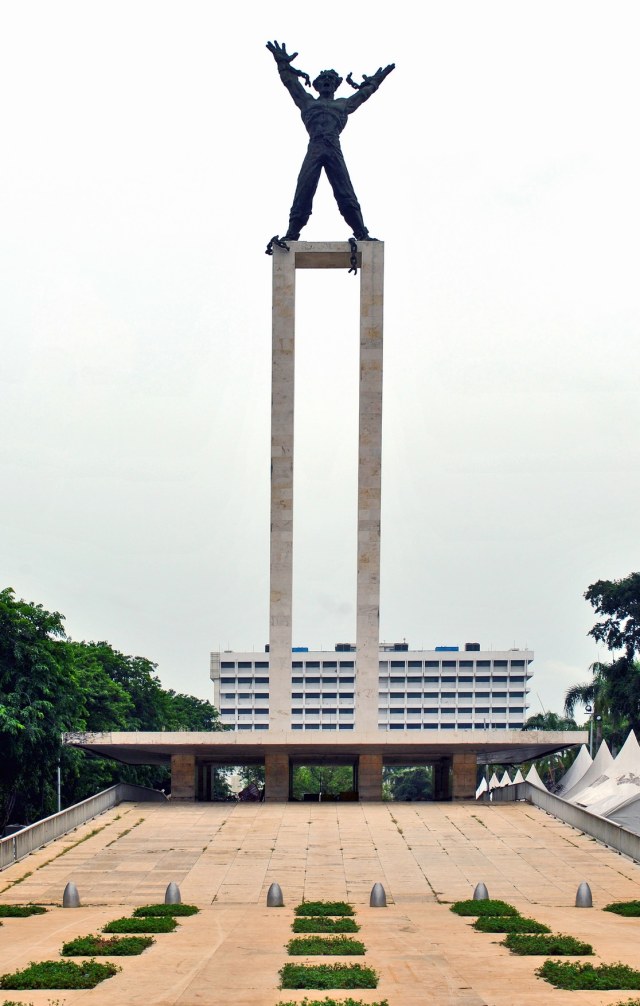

{"left": 0, "top": 960, "right": 119, "bottom": 990}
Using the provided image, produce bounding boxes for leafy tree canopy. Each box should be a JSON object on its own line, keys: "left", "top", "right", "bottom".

{"left": 0, "top": 587, "right": 222, "bottom": 826}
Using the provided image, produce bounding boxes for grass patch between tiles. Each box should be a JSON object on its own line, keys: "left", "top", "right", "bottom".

{"left": 279, "top": 963, "right": 377, "bottom": 989}
{"left": 295, "top": 901, "right": 355, "bottom": 917}
{"left": 473, "top": 915, "right": 550, "bottom": 934}
{"left": 0, "top": 905, "right": 47, "bottom": 918}
{"left": 603, "top": 901, "right": 640, "bottom": 917}
{"left": 450, "top": 899, "right": 519, "bottom": 917}
{"left": 537, "top": 960, "right": 640, "bottom": 990}
{"left": 0, "top": 959, "right": 119, "bottom": 990}
{"left": 503, "top": 933, "right": 593, "bottom": 956}
{"left": 276, "top": 998, "right": 389, "bottom": 1006}
{"left": 103, "top": 916, "right": 176, "bottom": 934}
{"left": 293, "top": 917, "right": 360, "bottom": 934}
{"left": 287, "top": 936, "right": 366, "bottom": 956}
{"left": 133, "top": 903, "right": 199, "bottom": 917}
{"left": 62, "top": 933, "right": 154, "bottom": 956}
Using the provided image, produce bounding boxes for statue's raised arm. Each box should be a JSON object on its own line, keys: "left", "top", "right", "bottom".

{"left": 344, "top": 63, "right": 395, "bottom": 111}
{"left": 266, "top": 40, "right": 395, "bottom": 243}
{"left": 266, "top": 40, "right": 311, "bottom": 108}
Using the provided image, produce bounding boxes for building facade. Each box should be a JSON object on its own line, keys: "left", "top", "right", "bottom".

{"left": 210, "top": 643, "right": 533, "bottom": 733}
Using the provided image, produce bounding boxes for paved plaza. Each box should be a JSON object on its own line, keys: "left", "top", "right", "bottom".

{"left": 2, "top": 800, "right": 640, "bottom": 1005}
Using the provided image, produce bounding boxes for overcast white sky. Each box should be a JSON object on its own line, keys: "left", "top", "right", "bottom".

{"left": 2, "top": 1, "right": 639, "bottom": 720}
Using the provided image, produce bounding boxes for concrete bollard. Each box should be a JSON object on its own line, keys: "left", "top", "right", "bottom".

{"left": 473, "top": 883, "right": 489, "bottom": 901}
{"left": 62, "top": 881, "right": 80, "bottom": 908}
{"left": 266, "top": 882, "right": 284, "bottom": 907}
{"left": 165, "top": 882, "right": 182, "bottom": 905}
{"left": 370, "top": 882, "right": 387, "bottom": 907}
{"left": 575, "top": 882, "right": 593, "bottom": 908}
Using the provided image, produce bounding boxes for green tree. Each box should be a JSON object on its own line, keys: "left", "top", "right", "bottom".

{"left": 0, "top": 588, "right": 225, "bottom": 825}
{"left": 0, "top": 589, "right": 83, "bottom": 825}
{"left": 383, "top": 766, "right": 433, "bottom": 801}
{"left": 563, "top": 574, "right": 640, "bottom": 749}
{"left": 291, "top": 765, "right": 354, "bottom": 800}
{"left": 586, "top": 573, "right": 640, "bottom": 659}
{"left": 523, "top": 711, "right": 578, "bottom": 731}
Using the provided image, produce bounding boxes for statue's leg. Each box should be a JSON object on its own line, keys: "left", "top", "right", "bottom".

{"left": 324, "top": 144, "right": 370, "bottom": 239}
{"left": 284, "top": 143, "right": 323, "bottom": 240}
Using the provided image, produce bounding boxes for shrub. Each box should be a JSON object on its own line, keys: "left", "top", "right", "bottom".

{"left": 450, "top": 899, "right": 519, "bottom": 917}
{"left": 0, "top": 905, "right": 47, "bottom": 918}
{"left": 287, "top": 937, "right": 366, "bottom": 956}
{"left": 503, "top": 933, "right": 593, "bottom": 956}
{"left": 293, "top": 918, "right": 360, "bottom": 934}
{"left": 604, "top": 901, "right": 640, "bottom": 917}
{"left": 279, "top": 963, "right": 378, "bottom": 989}
{"left": 133, "top": 903, "right": 199, "bottom": 917}
{"left": 295, "top": 902, "right": 355, "bottom": 917}
{"left": 276, "top": 999, "right": 389, "bottom": 1006}
{"left": 0, "top": 960, "right": 118, "bottom": 990}
{"left": 103, "top": 916, "right": 176, "bottom": 934}
{"left": 61, "top": 934, "right": 154, "bottom": 956}
{"left": 537, "top": 960, "right": 640, "bottom": 990}
{"left": 473, "top": 915, "right": 550, "bottom": 934}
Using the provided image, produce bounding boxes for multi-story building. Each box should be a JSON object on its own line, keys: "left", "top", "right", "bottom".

{"left": 210, "top": 643, "right": 533, "bottom": 732}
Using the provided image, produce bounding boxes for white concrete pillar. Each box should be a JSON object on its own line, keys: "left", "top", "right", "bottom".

{"left": 355, "top": 241, "right": 384, "bottom": 732}
{"left": 269, "top": 248, "right": 296, "bottom": 732}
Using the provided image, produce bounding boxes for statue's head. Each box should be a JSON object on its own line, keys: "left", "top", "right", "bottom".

{"left": 313, "top": 69, "right": 342, "bottom": 97}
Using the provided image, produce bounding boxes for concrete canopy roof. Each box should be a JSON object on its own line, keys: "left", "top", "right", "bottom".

{"left": 64, "top": 729, "right": 586, "bottom": 767}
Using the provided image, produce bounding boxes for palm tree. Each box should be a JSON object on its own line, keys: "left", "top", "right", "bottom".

{"left": 564, "top": 662, "right": 609, "bottom": 748}
{"left": 523, "top": 711, "right": 578, "bottom": 731}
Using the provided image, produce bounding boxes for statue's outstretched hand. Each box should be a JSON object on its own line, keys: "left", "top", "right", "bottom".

{"left": 370, "top": 63, "right": 395, "bottom": 85}
{"left": 266, "top": 40, "right": 298, "bottom": 65}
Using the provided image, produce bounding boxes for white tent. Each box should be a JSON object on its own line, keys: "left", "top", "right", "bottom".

{"left": 572, "top": 732, "right": 640, "bottom": 822}
{"left": 512, "top": 769, "right": 525, "bottom": 784}
{"left": 499, "top": 770, "right": 512, "bottom": 787}
{"left": 488, "top": 772, "right": 500, "bottom": 791}
{"left": 561, "top": 739, "right": 613, "bottom": 802}
{"left": 475, "top": 776, "right": 488, "bottom": 800}
{"left": 524, "top": 763, "right": 547, "bottom": 789}
{"left": 554, "top": 744, "right": 592, "bottom": 797}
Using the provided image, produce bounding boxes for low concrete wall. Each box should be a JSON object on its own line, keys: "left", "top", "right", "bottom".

{"left": 0, "top": 783, "right": 166, "bottom": 871}
{"left": 491, "top": 781, "right": 640, "bottom": 864}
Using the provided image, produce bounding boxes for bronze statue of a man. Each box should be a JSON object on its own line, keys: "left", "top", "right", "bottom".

{"left": 267, "top": 40, "right": 394, "bottom": 241}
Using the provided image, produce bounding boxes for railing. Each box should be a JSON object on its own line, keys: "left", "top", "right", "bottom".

{"left": 0, "top": 783, "right": 166, "bottom": 871}
{"left": 490, "top": 781, "right": 640, "bottom": 863}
